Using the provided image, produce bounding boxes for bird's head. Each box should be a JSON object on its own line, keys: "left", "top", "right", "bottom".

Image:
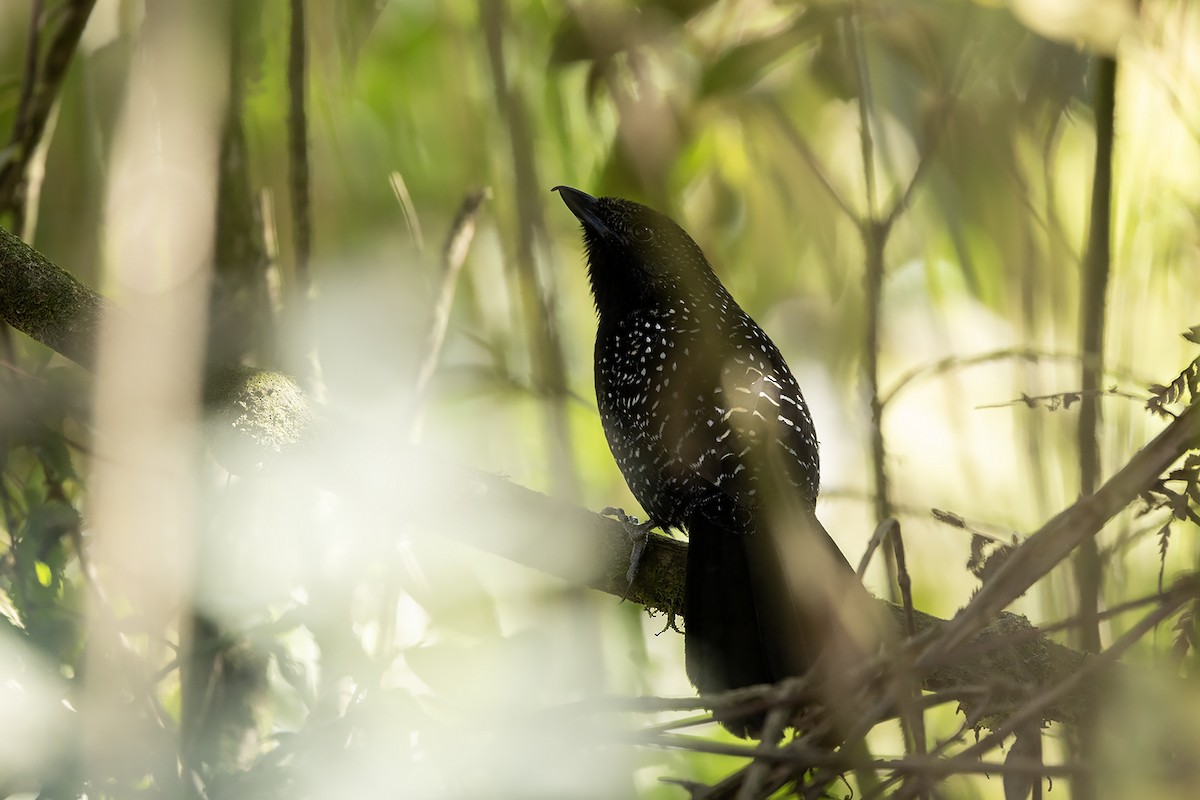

{"left": 553, "top": 186, "right": 722, "bottom": 318}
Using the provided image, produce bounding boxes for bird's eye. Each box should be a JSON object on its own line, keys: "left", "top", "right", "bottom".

{"left": 631, "top": 224, "right": 655, "bottom": 243}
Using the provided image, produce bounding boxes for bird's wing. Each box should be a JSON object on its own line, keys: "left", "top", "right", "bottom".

{"left": 672, "top": 351, "right": 819, "bottom": 515}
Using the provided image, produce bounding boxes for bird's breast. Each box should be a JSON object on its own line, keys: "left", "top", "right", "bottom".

{"left": 593, "top": 311, "right": 703, "bottom": 522}
{"left": 594, "top": 305, "right": 821, "bottom": 524}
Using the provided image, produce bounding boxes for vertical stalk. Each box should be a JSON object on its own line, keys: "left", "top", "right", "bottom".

{"left": 844, "top": 12, "right": 897, "bottom": 602}
{"left": 1075, "top": 57, "right": 1117, "bottom": 653}
{"left": 288, "top": 0, "right": 311, "bottom": 282}
{"left": 1072, "top": 53, "right": 1117, "bottom": 800}
{"left": 846, "top": 11, "right": 927, "bottom": 793}
{"left": 0, "top": 0, "right": 97, "bottom": 218}
{"left": 287, "top": 0, "right": 323, "bottom": 397}
{"left": 863, "top": 223, "right": 892, "bottom": 530}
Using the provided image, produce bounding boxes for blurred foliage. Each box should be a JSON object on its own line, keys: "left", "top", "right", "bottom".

{"left": 0, "top": 0, "right": 1199, "bottom": 798}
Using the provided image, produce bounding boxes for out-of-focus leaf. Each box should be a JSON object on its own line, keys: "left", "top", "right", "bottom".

{"left": 271, "top": 643, "right": 314, "bottom": 707}
{"left": 549, "top": 1, "right": 685, "bottom": 68}
{"left": 14, "top": 501, "right": 75, "bottom": 586}
{"left": 700, "top": 9, "right": 840, "bottom": 97}
{"left": 1010, "top": 0, "right": 1136, "bottom": 56}
{"left": 32, "top": 428, "right": 75, "bottom": 483}
{"left": 404, "top": 642, "right": 480, "bottom": 697}
{"left": 405, "top": 541, "right": 500, "bottom": 639}
{"left": 644, "top": 0, "right": 720, "bottom": 23}
{"left": 43, "top": 365, "right": 92, "bottom": 421}
{"left": 549, "top": 5, "right": 642, "bottom": 66}
{"left": 871, "top": 2, "right": 953, "bottom": 87}
{"left": 809, "top": 26, "right": 856, "bottom": 100}
{"left": 336, "top": 0, "right": 389, "bottom": 69}
{"left": 405, "top": 631, "right": 560, "bottom": 704}
{"left": 350, "top": 687, "right": 427, "bottom": 744}
{"left": 1018, "top": 36, "right": 1089, "bottom": 119}
{"left": 10, "top": 500, "right": 80, "bottom": 662}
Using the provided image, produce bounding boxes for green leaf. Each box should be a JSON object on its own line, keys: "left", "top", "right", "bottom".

{"left": 34, "top": 561, "right": 52, "bottom": 588}
{"left": 33, "top": 429, "right": 76, "bottom": 484}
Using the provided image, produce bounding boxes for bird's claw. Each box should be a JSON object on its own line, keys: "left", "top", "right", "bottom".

{"left": 601, "top": 507, "right": 658, "bottom": 601}
{"left": 600, "top": 506, "right": 634, "bottom": 523}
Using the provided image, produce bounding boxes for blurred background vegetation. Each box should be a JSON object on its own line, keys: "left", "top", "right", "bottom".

{"left": 1, "top": 0, "right": 1199, "bottom": 797}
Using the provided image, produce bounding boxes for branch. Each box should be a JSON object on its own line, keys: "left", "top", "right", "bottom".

{"left": 0, "top": 0, "right": 98, "bottom": 217}
{"left": 0, "top": 224, "right": 107, "bottom": 367}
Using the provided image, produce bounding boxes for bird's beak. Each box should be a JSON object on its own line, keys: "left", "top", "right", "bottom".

{"left": 553, "top": 185, "right": 613, "bottom": 239}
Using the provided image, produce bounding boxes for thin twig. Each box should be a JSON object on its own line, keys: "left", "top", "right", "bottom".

{"left": 918, "top": 399, "right": 1200, "bottom": 666}
{"left": 388, "top": 171, "right": 426, "bottom": 253}
{"left": 856, "top": 518, "right": 895, "bottom": 577}
{"left": 410, "top": 188, "right": 491, "bottom": 440}
{"left": 11, "top": 0, "right": 44, "bottom": 152}
{"left": 880, "top": 348, "right": 1114, "bottom": 409}
{"left": 888, "top": 521, "right": 930, "bottom": 795}
{"left": 765, "top": 101, "right": 858, "bottom": 222}
{"left": 845, "top": 10, "right": 878, "bottom": 219}
{"left": 976, "top": 386, "right": 1145, "bottom": 411}
{"left": 879, "top": 7, "right": 967, "bottom": 233}
{"left": 881, "top": 114, "right": 939, "bottom": 232}
{"left": 930, "top": 507, "right": 1017, "bottom": 542}
{"left": 892, "top": 521, "right": 917, "bottom": 638}
{"left": 736, "top": 705, "right": 790, "bottom": 800}
{"left": 642, "top": 730, "right": 1084, "bottom": 779}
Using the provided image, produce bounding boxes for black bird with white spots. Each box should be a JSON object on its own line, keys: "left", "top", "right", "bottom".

{"left": 555, "top": 186, "right": 865, "bottom": 738}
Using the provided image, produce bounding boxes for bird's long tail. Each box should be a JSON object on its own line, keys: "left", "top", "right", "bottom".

{"left": 684, "top": 505, "right": 873, "bottom": 738}
{"left": 683, "top": 509, "right": 773, "bottom": 738}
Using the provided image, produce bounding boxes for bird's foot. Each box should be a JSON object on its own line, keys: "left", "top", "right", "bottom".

{"left": 600, "top": 507, "right": 658, "bottom": 601}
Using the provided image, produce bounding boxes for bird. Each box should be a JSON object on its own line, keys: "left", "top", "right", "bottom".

{"left": 554, "top": 185, "right": 870, "bottom": 738}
